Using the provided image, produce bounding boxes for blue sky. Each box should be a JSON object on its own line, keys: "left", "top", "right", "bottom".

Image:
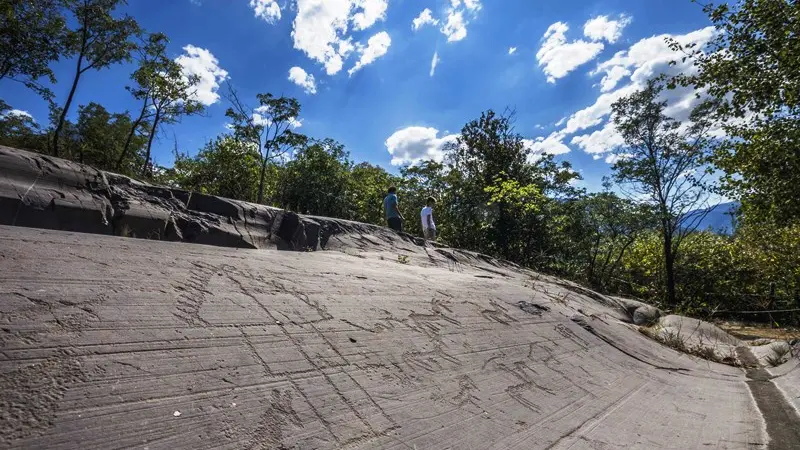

{"left": 2, "top": 0, "right": 716, "bottom": 192}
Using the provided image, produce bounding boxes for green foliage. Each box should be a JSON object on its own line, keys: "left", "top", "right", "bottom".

{"left": 398, "top": 160, "right": 451, "bottom": 240}
{"left": 0, "top": 103, "right": 47, "bottom": 151}
{"left": 0, "top": 100, "right": 146, "bottom": 174}
{"left": 581, "top": 192, "right": 654, "bottom": 289}
{"left": 276, "top": 138, "right": 352, "bottom": 217}
{"left": 349, "top": 163, "right": 399, "bottom": 225}
{"left": 445, "top": 109, "right": 534, "bottom": 260}
{"left": 485, "top": 176, "right": 544, "bottom": 214}
{"left": 52, "top": 0, "right": 140, "bottom": 157}
{"left": 0, "top": 0, "right": 66, "bottom": 98}
{"left": 139, "top": 42, "right": 204, "bottom": 177}
{"left": 69, "top": 102, "right": 146, "bottom": 171}
{"left": 166, "top": 135, "right": 262, "bottom": 202}
{"left": 610, "top": 78, "right": 713, "bottom": 305}
{"left": 225, "top": 90, "right": 306, "bottom": 204}
{"left": 671, "top": 0, "right": 800, "bottom": 225}
{"left": 619, "top": 222, "right": 800, "bottom": 315}
{"left": 121, "top": 31, "right": 204, "bottom": 176}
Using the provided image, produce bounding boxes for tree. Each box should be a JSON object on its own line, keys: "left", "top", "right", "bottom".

{"left": 670, "top": 0, "right": 800, "bottom": 225}
{"left": 225, "top": 87, "right": 306, "bottom": 204}
{"left": 276, "top": 138, "right": 352, "bottom": 217}
{"left": 167, "top": 135, "right": 262, "bottom": 202}
{"left": 610, "top": 78, "right": 714, "bottom": 306}
{"left": 116, "top": 32, "right": 166, "bottom": 171}
{"left": 349, "top": 162, "right": 398, "bottom": 225}
{"left": 0, "top": 0, "right": 66, "bottom": 99}
{"left": 446, "top": 109, "right": 533, "bottom": 259}
{"left": 51, "top": 0, "right": 139, "bottom": 157}
{"left": 581, "top": 192, "right": 653, "bottom": 289}
{"left": 139, "top": 48, "right": 204, "bottom": 177}
{"left": 0, "top": 101, "right": 47, "bottom": 151}
{"left": 70, "top": 102, "right": 146, "bottom": 170}
{"left": 398, "top": 160, "right": 451, "bottom": 240}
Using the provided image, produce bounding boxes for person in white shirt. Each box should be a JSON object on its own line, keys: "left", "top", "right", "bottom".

{"left": 420, "top": 197, "right": 437, "bottom": 240}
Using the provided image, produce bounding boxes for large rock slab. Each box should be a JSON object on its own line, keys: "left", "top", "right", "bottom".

{"left": 1, "top": 146, "right": 799, "bottom": 448}
{"left": 0, "top": 225, "right": 786, "bottom": 449}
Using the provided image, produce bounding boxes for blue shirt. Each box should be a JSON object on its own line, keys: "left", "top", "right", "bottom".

{"left": 384, "top": 193, "right": 400, "bottom": 219}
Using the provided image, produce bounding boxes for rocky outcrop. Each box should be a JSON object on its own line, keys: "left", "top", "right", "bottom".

{"left": 3, "top": 146, "right": 800, "bottom": 449}
{"left": 0, "top": 146, "right": 418, "bottom": 253}
{"left": 0, "top": 145, "right": 528, "bottom": 280}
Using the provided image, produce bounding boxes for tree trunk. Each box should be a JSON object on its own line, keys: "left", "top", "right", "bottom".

{"left": 257, "top": 144, "right": 271, "bottom": 204}
{"left": 52, "top": 55, "right": 84, "bottom": 157}
{"left": 117, "top": 97, "right": 149, "bottom": 171}
{"left": 663, "top": 228, "right": 676, "bottom": 306}
{"left": 603, "top": 237, "right": 636, "bottom": 289}
{"left": 142, "top": 110, "right": 161, "bottom": 178}
{"left": 587, "top": 234, "right": 601, "bottom": 283}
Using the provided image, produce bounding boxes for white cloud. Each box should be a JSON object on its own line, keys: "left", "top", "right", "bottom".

{"left": 252, "top": 105, "right": 303, "bottom": 129}
{"left": 570, "top": 122, "right": 624, "bottom": 155}
{"left": 533, "top": 26, "right": 717, "bottom": 162}
{"left": 583, "top": 15, "right": 631, "bottom": 44}
{"left": 442, "top": 9, "right": 467, "bottom": 42}
{"left": 250, "top": 0, "right": 281, "bottom": 24}
{"left": 536, "top": 22, "right": 604, "bottom": 83}
{"left": 441, "top": 0, "right": 481, "bottom": 43}
{"left": 597, "top": 65, "right": 631, "bottom": 92}
{"left": 1, "top": 109, "right": 34, "bottom": 120}
{"left": 604, "top": 153, "right": 631, "bottom": 165}
{"left": 175, "top": 45, "right": 229, "bottom": 106}
{"left": 430, "top": 51, "right": 440, "bottom": 77}
{"left": 287, "top": 66, "right": 317, "bottom": 94}
{"left": 352, "top": 0, "right": 388, "bottom": 31}
{"left": 527, "top": 132, "right": 572, "bottom": 157}
{"left": 252, "top": 108, "right": 271, "bottom": 127}
{"left": 592, "top": 27, "right": 716, "bottom": 91}
{"left": 348, "top": 31, "right": 391, "bottom": 76}
{"left": 508, "top": 46, "right": 517, "bottom": 55}
{"left": 412, "top": 8, "right": 438, "bottom": 30}
{"left": 562, "top": 85, "right": 636, "bottom": 135}
{"left": 292, "top": 0, "right": 388, "bottom": 76}
{"left": 385, "top": 126, "right": 458, "bottom": 165}
{"left": 289, "top": 117, "right": 303, "bottom": 129}
{"left": 452, "top": 0, "right": 481, "bottom": 11}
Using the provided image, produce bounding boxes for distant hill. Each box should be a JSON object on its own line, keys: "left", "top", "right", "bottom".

{"left": 683, "top": 202, "right": 739, "bottom": 235}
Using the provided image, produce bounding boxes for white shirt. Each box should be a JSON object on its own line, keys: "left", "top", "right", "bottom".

{"left": 420, "top": 206, "right": 435, "bottom": 230}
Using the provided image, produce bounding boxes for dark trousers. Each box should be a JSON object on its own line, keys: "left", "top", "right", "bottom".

{"left": 387, "top": 217, "right": 403, "bottom": 232}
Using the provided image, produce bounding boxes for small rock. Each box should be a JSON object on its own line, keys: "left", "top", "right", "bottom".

{"left": 173, "top": 411, "right": 181, "bottom": 417}
{"left": 633, "top": 306, "right": 660, "bottom": 325}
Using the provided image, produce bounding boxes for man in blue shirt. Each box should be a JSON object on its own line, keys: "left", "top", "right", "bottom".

{"left": 383, "top": 186, "right": 404, "bottom": 232}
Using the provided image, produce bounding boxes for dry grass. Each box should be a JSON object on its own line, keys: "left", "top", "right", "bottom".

{"left": 717, "top": 322, "right": 800, "bottom": 341}
{"left": 639, "top": 326, "right": 739, "bottom": 366}
{"left": 765, "top": 345, "right": 792, "bottom": 367}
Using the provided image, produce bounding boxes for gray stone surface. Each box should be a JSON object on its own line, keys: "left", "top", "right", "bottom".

{"left": 1, "top": 146, "right": 799, "bottom": 449}
{"left": 632, "top": 305, "right": 661, "bottom": 325}
{"left": 0, "top": 225, "right": 783, "bottom": 449}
